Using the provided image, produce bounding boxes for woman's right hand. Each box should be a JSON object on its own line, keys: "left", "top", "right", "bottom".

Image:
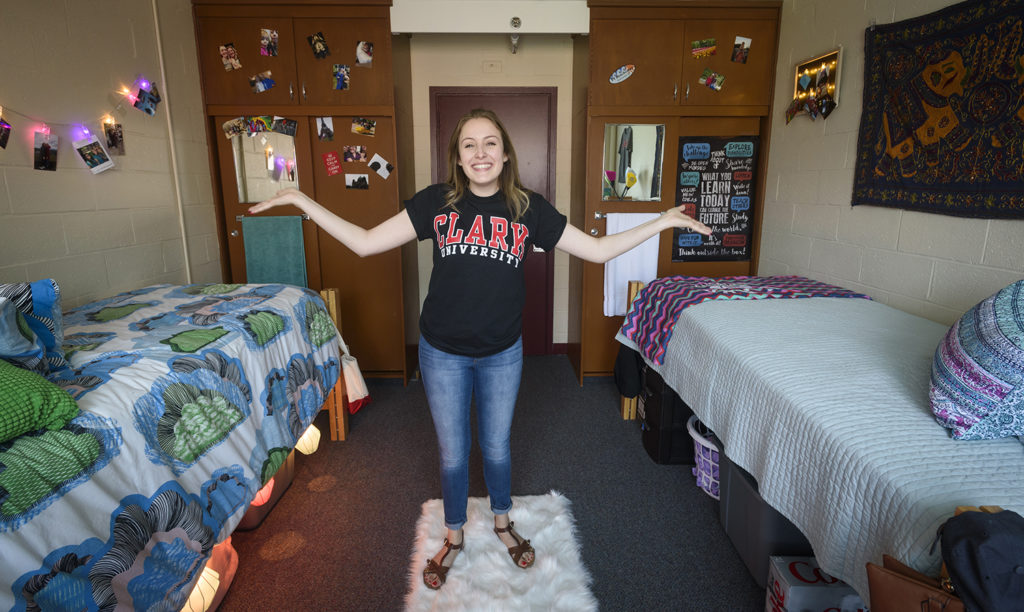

{"left": 247, "top": 188, "right": 313, "bottom": 215}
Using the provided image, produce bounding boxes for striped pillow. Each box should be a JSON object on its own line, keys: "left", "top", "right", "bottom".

{"left": 930, "top": 280, "right": 1024, "bottom": 441}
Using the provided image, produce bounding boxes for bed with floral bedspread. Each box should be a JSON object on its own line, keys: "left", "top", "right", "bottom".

{"left": 0, "top": 282, "right": 340, "bottom": 611}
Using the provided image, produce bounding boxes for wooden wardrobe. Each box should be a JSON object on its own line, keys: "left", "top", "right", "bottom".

{"left": 192, "top": 0, "right": 406, "bottom": 381}
{"left": 569, "top": 0, "right": 781, "bottom": 382}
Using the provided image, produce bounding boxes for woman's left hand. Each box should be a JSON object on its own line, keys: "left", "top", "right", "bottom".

{"left": 662, "top": 206, "right": 713, "bottom": 236}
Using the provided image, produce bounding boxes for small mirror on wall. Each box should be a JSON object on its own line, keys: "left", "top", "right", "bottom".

{"left": 232, "top": 131, "right": 299, "bottom": 203}
{"left": 602, "top": 123, "right": 665, "bottom": 201}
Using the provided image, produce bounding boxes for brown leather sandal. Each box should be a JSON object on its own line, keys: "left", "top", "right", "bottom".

{"left": 423, "top": 537, "right": 463, "bottom": 590}
{"left": 494, "top": 521, "right": 535, "bottom": 569}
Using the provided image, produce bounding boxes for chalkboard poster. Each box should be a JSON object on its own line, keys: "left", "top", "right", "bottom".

{"left": 672, "top": 136, "right": 759, "bottom": 261}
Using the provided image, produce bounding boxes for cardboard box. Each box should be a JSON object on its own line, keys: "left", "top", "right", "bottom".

{"left": 765, "top": 556, "right": 867, "bottom": 612}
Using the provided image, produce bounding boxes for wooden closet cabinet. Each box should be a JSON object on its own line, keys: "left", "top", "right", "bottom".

{"left": 570, "top": 1, "right": 780, "bottom": 383}
{"left": 194, "top": 1, "right": 406, "bottom": 382}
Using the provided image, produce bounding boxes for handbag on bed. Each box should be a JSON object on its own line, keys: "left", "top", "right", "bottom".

{"left": 866, "top": 554, "right": 964, "bottom": 612}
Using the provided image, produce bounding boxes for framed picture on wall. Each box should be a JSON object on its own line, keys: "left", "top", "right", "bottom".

{"left": 789, "top": 47, "right": 841, "bottom": 119}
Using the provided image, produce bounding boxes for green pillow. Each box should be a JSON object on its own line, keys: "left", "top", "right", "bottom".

{"left": 0, "top": 359, "right": 79, "bottom": 443}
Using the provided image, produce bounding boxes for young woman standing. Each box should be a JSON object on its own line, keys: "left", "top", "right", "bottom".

{"left": 248, "top": 108, "right": 711, "bottom": 590}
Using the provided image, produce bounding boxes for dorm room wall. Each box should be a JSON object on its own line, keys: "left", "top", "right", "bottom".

{"left": 0, "top": 0, "right": 220, "bottom": 309}
{"left": 759, "top": 0, "right": 1024, "bottom": 325}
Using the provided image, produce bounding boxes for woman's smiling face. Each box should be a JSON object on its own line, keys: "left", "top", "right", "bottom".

{"left": 456, "top": 117, "right": 508, "bottom": 196}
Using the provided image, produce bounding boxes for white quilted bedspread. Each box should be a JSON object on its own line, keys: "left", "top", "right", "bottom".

{"left": 617, "top": 297, "right": 1024, "bottom": 602}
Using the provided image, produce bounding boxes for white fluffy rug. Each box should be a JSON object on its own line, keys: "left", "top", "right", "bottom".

{"left": 405, "top": 491, "right": 598, "bottom": 612}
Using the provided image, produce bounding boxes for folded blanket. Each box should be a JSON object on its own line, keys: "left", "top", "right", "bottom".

{"left": 620, "top": 275, "right": 871, "bottom": 365}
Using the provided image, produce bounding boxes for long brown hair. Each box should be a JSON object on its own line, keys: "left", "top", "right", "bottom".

{"left": 443, "top": 108, "right": 531, "bottom": 221}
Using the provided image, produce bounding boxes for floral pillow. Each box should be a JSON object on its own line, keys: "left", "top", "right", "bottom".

{"left": 0, "top": 280, "right": 69, "bottom": 375}
{"left": 930, "top": 280, "right": 1024, "bottom": 441}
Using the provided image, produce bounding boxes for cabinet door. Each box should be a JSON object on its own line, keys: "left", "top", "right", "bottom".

{"left": 589, "top": 19, "right": 684, "bottom": 106}
{"left": 292, "top": 18, "right": 394, "bottom": 107}
{"left": 681, "top": 18, "right": 778, "bottom": 107}
{"left": 196, "top": 17, "right": 299, "bottom": 106}
{"left": 310, "top": 115, "right": 404, "bottom": 376}
{"left": 212, "top": 115, "right": 322, "bottom": 289}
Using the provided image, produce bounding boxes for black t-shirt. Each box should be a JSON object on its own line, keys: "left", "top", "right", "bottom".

{"left": 405, "top": 184, "right": 567, "bottom": 356}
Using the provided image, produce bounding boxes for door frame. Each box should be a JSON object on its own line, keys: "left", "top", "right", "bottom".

{"left": 428, "top": 87, "right": 558, "bottom": 355}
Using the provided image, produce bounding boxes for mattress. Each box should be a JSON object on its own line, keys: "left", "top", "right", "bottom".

{"left": 617, "top": 296, "right": 1024, "bottom": 601}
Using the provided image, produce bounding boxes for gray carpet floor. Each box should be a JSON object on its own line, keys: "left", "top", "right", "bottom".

{"left": 219, "top": 354, "right": 764, "bottom": 611}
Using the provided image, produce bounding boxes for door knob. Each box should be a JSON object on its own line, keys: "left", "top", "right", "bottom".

{"left": 590, "top": 228, "right": 599, "bottom": 236}
{"left": 230, "top": 230, "right": 239, "bottom": 237}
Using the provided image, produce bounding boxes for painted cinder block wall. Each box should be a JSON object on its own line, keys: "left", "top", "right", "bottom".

{"left": 760, "top": 0, "right": 1024, "bottom": 324}
{"left": 0, "top": 0, "right": 219, "bottom": 309}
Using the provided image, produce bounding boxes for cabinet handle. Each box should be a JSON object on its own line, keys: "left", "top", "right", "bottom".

{"left": 590, "top": 228, "right": 599, "bottom": 236}
{"left": 289, "top": 82, "right": 294, "bottom": 100}
{"left": 685, "top": 82, "right": 690, "bottom": 101}
{"left": 673, "top": 83, "right": 678, "bottom": 101}
{"left": 302, "top": 82, "right": 307, "bottom": 101}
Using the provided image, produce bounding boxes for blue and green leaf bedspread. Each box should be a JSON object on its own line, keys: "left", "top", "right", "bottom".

{"left": 0, "top": 283, "right": 340, "bottom": 611}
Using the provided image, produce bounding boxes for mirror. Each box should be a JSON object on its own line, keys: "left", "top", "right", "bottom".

{"left": 602, "top": 123, "right": 665, "bottom": 201}
{"left": 232, "top": 131, "right": 298, "bottom": 203}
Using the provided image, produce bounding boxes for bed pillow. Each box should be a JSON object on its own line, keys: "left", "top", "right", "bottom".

{"left": 0, "top": 358, "right": 79, "bottom": 444}
{"left": 0, "top": 279, "right": 69, "bottom": 375}
{"left": 930, "top": 280, "right": 1024, "bottom": 440}
{"left": 0, "top": 298, "right": 48, "bottom": 374}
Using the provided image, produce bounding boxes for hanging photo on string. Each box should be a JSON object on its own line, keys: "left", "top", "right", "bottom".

{"left": 73, "top": 133, "right": 115, "bottom": 174}
{"left": 0, "top": 118, "right": 10, "bottom": 150}
{"left": 103, "top": 121, "right": 125, "bottom": 155}
{"left": 33, "top": 131, "right": 59, "bottom": 171}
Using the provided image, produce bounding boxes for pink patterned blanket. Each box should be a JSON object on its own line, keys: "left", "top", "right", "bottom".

{"left": 620, "top": 275, "right": 871, "bottom": 365}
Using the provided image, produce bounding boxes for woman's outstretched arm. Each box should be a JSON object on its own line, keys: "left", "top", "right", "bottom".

{"left": 248, "top": 188, "right": 416, "bottom": 257}
{"left": 554, "top": 206, "right": 711, "bottom": 264}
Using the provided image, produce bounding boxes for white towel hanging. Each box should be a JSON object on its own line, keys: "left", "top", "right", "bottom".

{"left": 603, "top": 213, "right": 660, "bottom": 316}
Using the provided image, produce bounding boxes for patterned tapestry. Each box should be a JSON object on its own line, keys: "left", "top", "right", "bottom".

{"left": 852, "top": 0, "right": 1024, "bottom": 219}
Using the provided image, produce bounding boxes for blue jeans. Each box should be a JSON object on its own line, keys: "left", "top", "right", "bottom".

{"left": 418, "top": 335, "right": 523, "bottom": 530}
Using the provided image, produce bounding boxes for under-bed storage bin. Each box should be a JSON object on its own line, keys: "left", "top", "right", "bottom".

{"left": 719, "top": 451, "right": 813, "bottom": 588}
{"left": 236, "top": 450, "right": 296, "bottom": 531}
{"left": 637, "top": 367, "right": 694, "bottom": 464}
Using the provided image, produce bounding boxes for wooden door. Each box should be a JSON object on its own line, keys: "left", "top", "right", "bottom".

{"left": 212, "top": 115, "right": 321, "bottom": 288}
{"left": 195, "top": 17, "right": 299, "bottom": 106}
{"left": 430, "top": 88, "right": 558, "bottom": 355}
{"left": 292, "top": 16, "right": 394, "bottom": 107}
{"left": 311, "top": 115, "right": 405, "bottom": 377}
{"left": 681, "top": 17, "right": 779, "bottom": 107}
{"left": 588, "top": 19, "right": 684, "bottom": 107}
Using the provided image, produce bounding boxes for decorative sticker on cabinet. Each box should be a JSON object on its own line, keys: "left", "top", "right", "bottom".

{"left": 691, "top": 38, "right": 716, "bottom": 58}
{"left": 351, "top": 118, "right": 376, "bottom": 136}
{"left": 608, "top": 64, "right": 635, "bottom": 84}
{"left": 699, "top": 68, "right": 725, "bottom": 91}
{"left": 248, "top": 70, "right": 275, "bottom": 93}
{"left": 271, "top": 117, "right": 297, "bottom": 136}
{"left": 259, "top": 28, "right": 279, "bottom": 56}
{"left": 369, "top": 153, "right": 393, "bottom": 179}
{"left": 731, "top": 36, "right": 751, "bottom": 64}
{"left": 343, "top": 145, "right": 367, "bottom": 162}
{"left": 322, "top": 151, "right": 342, "bottom": 176}
{"left": 333, "top": 64, "right": 350, "bottom": 90}
{"left": 308, "top": 32, "right": 330, "bottom": 58}
{"left": 356, "top": 42, "right": 373, "bottom": 66}
{"left": 345, "top": 174, "right": 369, "bottom": 189}
{"left": 219, "top": 43, "right": 242, "bottom": 71}
{"left": 671, "top": 136, "right": 759, "bottom": 262}
{"left": 317, "top": 117, "right": 335, "bottom": 141}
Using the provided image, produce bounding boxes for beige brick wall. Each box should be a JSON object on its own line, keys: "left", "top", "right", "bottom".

{"left": 0, "top": 0, "right": 219, "bottom": 309}
{"left": 761, "top": 0, "right": 1024, "bottom": 325}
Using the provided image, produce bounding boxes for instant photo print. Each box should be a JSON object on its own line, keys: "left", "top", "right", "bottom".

{"left": 73, "top": 134, "right": 115, "bottom": 174}
{"left": 356, "top": 41, "right": 373, "bottom": 66}
{"left": 103, "top": 122, "right": 125, "bottom": 155}
{"left": 343, "top": 145, "right": 367, "bottom": 162}
{"left": 249, "top": 71, "right": 275, "bottom": 93}
{"left": 219, "top": 43, "right": 242, "bottom": 70}
{"left": 308, "top": 32, "right": 330, "bottom": 58}
{"left": 259, "top": 28, "right": 279, "bottom": 56}
{"left": 0, "top": 119, "right": 11, "bottom": 150}
{"left": 317, "top": 117, "right": 335, "bottom": 141}
{"left": 133, "top": 83, "right": 162, "bottom": 116}
{"left": 33, "top": 131, "right": 59, "bottom": 171}
{"left": 345, "top": 174, "right": 369, "bottom": 189}
{"left": 333, "top": 64, "right": 350, "bottom": 90}
{"left": 351, "top": 117, "right": 376, "bottom": 136}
